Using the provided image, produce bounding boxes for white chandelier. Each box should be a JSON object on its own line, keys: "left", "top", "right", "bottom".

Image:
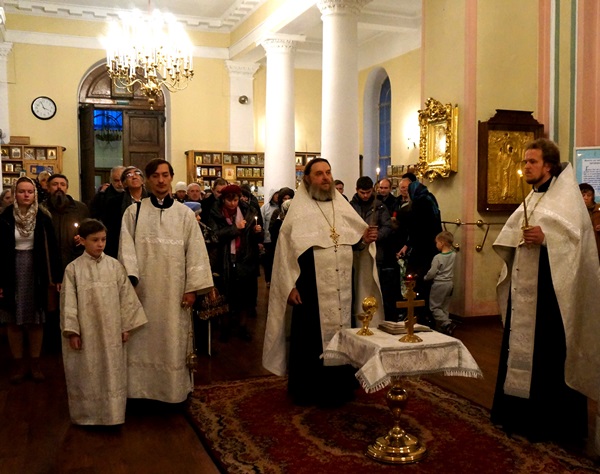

{"left": 103, "top": 9, "right": 194, "bottom": 105}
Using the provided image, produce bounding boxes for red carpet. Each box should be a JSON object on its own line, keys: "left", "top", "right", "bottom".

{"left": 188, "top": 376, "right": 599, "bottom": 473}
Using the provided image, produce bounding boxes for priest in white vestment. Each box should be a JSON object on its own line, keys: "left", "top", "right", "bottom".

{"left": 61, "top": 219, "right": 147, "bottom": 425}
{"left": 119, "top": 159, "right": 214, "bottom": 403}
{"left": 263, "top": 158, "right": 383, "bottom": 406}
{"left": 491, "top": 139, "right": 600, "bottom": 447}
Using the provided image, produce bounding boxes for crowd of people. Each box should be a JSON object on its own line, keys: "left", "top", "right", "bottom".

{"left": 1, "top": 138, "right": 599, "bottom": 453}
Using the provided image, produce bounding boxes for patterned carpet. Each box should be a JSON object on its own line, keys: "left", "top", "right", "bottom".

{"left": 188, "top": 376, "right": 599, "bottom": 473}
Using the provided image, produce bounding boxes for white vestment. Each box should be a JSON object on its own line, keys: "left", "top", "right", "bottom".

{"left": 119, "top": 199, "right": 214, "bottom": 403}
{"left": 61, "top": 253, "right": 147, "bottom": 425}
{"left": 494, "top": 164, "right": 600, "bottom": 449}
{"left": 263, "top": 184, "right": 383, "bottom": 376}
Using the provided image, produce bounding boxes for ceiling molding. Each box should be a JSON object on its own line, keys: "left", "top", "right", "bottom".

{"left": 4, "top": 29, "right": 229, "bottom": 59}
{"left": 2, "top": 0, "right": 267, "bottom": 32}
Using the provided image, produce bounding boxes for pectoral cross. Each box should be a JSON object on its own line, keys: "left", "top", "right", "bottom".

{"left": 330, "top": 227, "right": 340, "bottom": 249}
{"left": 396, "top": 279, "right": 425, "bottom": 343}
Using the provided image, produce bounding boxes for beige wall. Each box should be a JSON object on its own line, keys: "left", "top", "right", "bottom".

{"left": 383, "top": 49, "right": 422, "bottom": 166}
{"left": 252, "top": 66, "right": 322, "bottom": 154}
{"left": 169, "top": 58, "right": 231, "bottom": 181}
{"left": 422, "top": 0, "right": 540, "bottom": 317}
{"left": 7, "top": 42, "right": 104, "bottom": 199}
{"left": 294, "top": 69, "right": 322, "bottom": 153}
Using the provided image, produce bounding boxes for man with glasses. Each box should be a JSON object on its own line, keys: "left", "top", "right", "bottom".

{"left": 102, "top": 166, "right": 148, "bottom": 258}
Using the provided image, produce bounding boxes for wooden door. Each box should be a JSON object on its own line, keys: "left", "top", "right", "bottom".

{"left": 123, "top": 110, "right": 165, "bottom": 172}
{"left": 79, "top": 104, "right": 96, "bottom": 205}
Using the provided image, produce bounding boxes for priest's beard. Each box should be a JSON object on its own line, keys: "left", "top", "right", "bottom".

{"left": 305, "top": 180, "right": 336, "bottom": 202}
{"left": 49, "top": 190, "right": 69, "bottom": 211}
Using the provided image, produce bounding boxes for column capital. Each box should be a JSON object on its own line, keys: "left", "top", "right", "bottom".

{"left": 260, "top": 34, "right": 303, "bottom": 55}
{"left": 0, "top": 42, "right": 13, "bottom": 60}
{"left": 224, "top": 60, "right": 260, "bottom": 79}
{"left": 317, "top": 0, "right": 372, "bottom": 16}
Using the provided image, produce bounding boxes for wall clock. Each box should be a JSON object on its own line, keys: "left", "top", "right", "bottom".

{"left": 31, "top": 96, "right": 57, "bottom": 120}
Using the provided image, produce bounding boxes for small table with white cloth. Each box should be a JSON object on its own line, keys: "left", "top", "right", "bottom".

{"left": 322, "top": 328, "right": 483, "bottom": 464}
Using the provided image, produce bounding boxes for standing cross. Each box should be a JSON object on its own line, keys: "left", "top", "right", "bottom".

{"left": 396, "top": 279, "right": 425, "bottom": 343}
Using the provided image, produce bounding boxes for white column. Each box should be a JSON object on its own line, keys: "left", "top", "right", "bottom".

{"left": 0, "top": 42, "right": 13, "bottom": 191}
{"left": 318, "top": 0, "right": 371, "bottom": 189}
{"left": 225, "top": 61, "right": 260, "bottom": 152}
{"left": 260, "top": 36, "right": 298, "bottom": 194}
{"left": 0, "top": 42, "right": 12, "bottom": 141}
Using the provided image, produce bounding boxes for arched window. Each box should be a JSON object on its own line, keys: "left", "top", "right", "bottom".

{"left": 378, "top": 77, "right": 391, "bottom": 177}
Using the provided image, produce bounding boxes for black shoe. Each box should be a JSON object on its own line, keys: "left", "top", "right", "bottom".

{"left": 442, "top": 322, "right": 457, "bottom": 336}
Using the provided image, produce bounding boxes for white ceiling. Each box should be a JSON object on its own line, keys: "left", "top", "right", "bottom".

{"left": 2, "top": 0, "right": 421, "bottom": 67}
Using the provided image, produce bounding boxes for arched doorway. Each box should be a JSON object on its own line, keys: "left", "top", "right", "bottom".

{"left": 78, "top": 64, "right": 166, "bottom": 204}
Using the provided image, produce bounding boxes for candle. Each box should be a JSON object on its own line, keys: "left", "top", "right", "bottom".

{"left": 254, "top": 216, "right": 258, "bottom": 226}
{"left": 517, "top": 169, "right": 529, "bottom": 228}
{"left": 376, "top": 167, "right": 380, "bottom": 182}
{"left": 74, "top": 222, "right": 79, "bottom": 228}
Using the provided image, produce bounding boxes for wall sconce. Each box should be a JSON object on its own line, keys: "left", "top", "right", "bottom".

{"left": 407, "top": 138, "right": 417, "bottom": 150}
{"left": 238, "top": 95, "right": 249, "bottom": 104}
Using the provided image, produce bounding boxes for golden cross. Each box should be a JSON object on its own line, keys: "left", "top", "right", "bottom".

{"left": 396, "top": 279, "right": 425, "bottom": 343}
{"left": 330, "top": 227, "right": 340, "bottom": 249}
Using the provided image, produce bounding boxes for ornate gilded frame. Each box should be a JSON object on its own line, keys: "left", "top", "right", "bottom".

{"left": 477, "top": 110, "right": 543, "bottom": 212}
{"left": 417, "top": 98, "right": 459, "bottom": 181}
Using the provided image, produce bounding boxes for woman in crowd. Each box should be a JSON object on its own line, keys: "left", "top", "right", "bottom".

{"left": 268, "top": 187, "right": 295, "bottom": 249}
{"left": 103, "top": 166, "right": 148, "bottom": 257}
{"left": 0, "top": 177, "right": 62, "bottom": 383}
{"left": 1, "top": 187, "right": 14, "bottom": 213}
{"left": 207, "top": 184, "right": 263, "bottom": 341}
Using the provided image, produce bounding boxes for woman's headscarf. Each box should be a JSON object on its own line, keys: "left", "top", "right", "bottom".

{"left": 408, "top": 180, "right": 440, "bottom": 217}
{"left": 13, "top": 176, "right": 38, "bottom": 237}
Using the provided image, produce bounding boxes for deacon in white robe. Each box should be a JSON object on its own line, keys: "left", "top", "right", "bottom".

{"left": 119, "top": 160, "right": 214, "bottom": 404}
{"left": 263, "top": 158, "right": 383, "bottom": 406}
{"left": 491, "top": 140, "right": 600, "bottom": 446}
{"left": 61, "top": 252, "right": 147, "bottom": 425}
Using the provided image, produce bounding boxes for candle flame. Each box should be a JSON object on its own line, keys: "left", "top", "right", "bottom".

{"left": 517, "top": 169, "right": 523, "bottom": 177}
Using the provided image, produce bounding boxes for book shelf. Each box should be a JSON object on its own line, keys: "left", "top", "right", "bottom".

{"left": 1, "top": 143, "right": 64, "bottom": 187}
{"left": 185, "top": 150, "right": 265, "bottom": 190}
{"left": 185, "top": 150, "right": 322, "bottom": 198}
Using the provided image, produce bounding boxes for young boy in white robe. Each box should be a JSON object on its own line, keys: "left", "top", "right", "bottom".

{"left": 60, "top": 219, "right": 147, "bottom": 425}
{"left": 423, "top": 231, "right": 456, "bottom": 335}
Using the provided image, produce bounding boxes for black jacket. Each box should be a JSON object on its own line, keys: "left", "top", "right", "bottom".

{"left": 43, "top": 196, "right": 90, "bottom": 271}
{"left": 207, "top": 200, "right": 264, "bottom": 282}
{"left": 349, "top": 194, "right": 392, "bottom": 265}
{"left": 0, "top": 206, "right": 62, "bottom": 313}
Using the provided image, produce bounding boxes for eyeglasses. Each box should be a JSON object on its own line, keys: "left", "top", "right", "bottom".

{"left": 126, "top": 170, "right": 143, "bottom": 178}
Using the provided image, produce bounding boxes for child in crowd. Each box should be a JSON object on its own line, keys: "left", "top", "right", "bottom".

{"left": 424, "top": 231, "right": 457, "bottom": 335}
{"left": 60, "top": 219, "right": 147, "bottom": 425}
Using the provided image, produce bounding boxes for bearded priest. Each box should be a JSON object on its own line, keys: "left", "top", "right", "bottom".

{"left": 263, "top": 158, "right": 383, "bottom": 407}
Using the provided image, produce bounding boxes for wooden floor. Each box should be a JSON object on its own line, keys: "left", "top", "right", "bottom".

{"left": 0, "top": 277, "right": 594, "bottom": 473}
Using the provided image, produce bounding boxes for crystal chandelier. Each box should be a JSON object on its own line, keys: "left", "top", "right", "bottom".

{"left": 103, "top": 9, "right": 194, "bottom": 106}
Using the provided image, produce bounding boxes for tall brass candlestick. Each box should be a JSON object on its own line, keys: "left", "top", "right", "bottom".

{"left": 517, "top": 169, "right": 529, "bottom": 228}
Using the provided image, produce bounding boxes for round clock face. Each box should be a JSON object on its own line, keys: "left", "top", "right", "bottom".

{"left": 31, "top": 96, "right": 57, "bottom": 120}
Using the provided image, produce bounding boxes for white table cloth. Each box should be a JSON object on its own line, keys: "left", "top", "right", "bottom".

{"left": 322, "top": 328, "right": 483, "bottom": 393}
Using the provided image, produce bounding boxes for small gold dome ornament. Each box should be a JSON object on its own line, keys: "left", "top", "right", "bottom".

{"left": 357, "top": 296, "right": 378, "bottom": 336}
